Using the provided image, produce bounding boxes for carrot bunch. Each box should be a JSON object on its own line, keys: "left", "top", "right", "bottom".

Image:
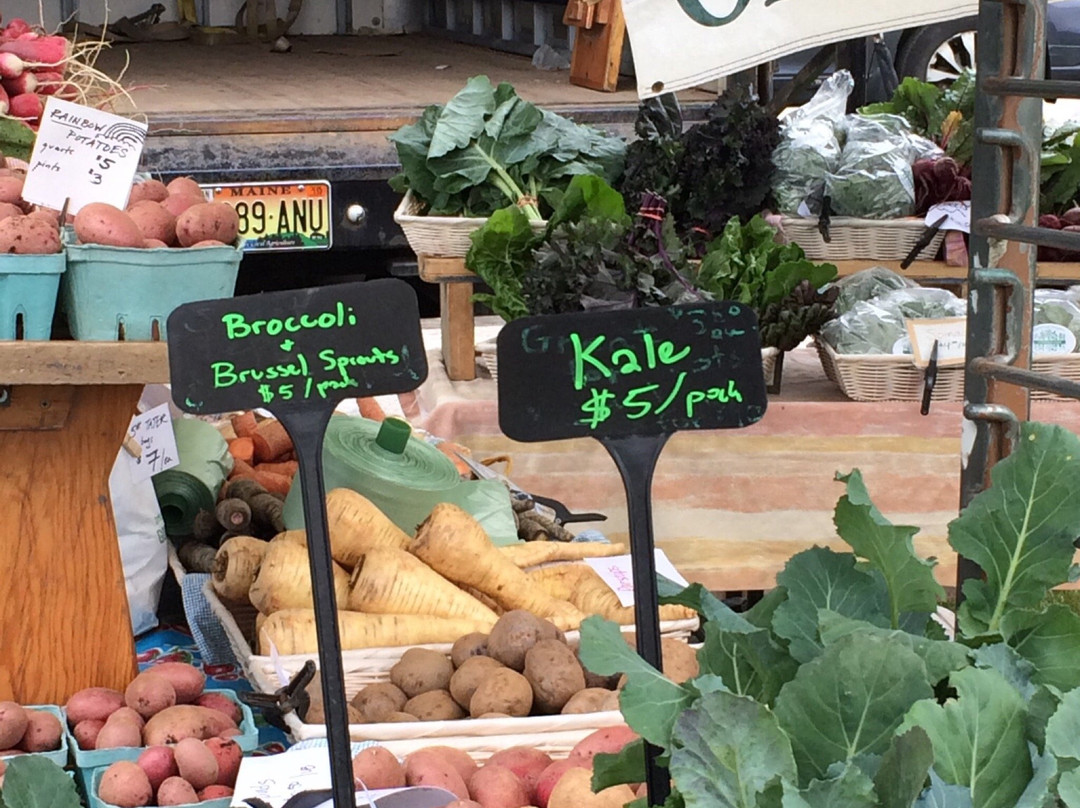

{"left": 226, "top": 411, "right": 297, "bottom": 496}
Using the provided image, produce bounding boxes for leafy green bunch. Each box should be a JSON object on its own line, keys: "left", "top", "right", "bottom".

{"left": 389, "top": 75, "right": 626, "bottom": 220}
{"left": 0, "top": 757, "right": 80, "bottom": 808}
{"left": 581, "top": 421, "right": 1080, "bottom": 808}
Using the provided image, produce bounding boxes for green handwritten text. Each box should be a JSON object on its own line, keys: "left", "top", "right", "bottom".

{"left": 570, "top": 332, "right": 691, "bottom": 391}
{"left": 221, "top": 302, "right": 357, "bottom": 339}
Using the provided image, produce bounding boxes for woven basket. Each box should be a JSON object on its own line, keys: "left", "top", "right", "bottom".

{"left": 814, "top": 338, "right": 965, "bottom": 402}
{"left": 780, "top": 216, "right": 946, "bottom": 262}
{"left": 1030, "top": 353, "right": 1080, "bottom": 400}
{"left": 394, "top": 190, "right": 547, "bottom": 258}
{"left": 372, "top": 730, "right": 604, "bottom": 760}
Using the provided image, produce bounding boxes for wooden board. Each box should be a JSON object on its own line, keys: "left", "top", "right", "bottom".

{"left": 0, "top": 384, "right": 141, "bottom": 703}
{"left": 0, "top": 341, "right": 171, "bottom": 385}
{"left": 568, "top": 0, "right": 627, "bottom": 92}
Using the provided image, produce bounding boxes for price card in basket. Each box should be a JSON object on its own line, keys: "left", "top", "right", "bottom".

{"left": 585, "top": 550, "right": 690, "bottom": 607}
{"left": 125, "top": 403, "right": 180, "bottom": 483}
{"left": 907, "top": 317, "right": 968, "bottom": 368}
{"left": 20, "top": 97, "right": 148, "bottom": 214}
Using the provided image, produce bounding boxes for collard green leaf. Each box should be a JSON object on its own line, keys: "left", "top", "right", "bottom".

{"left": 427, "top": 75, "right": 497, "bottom": 159}
{"left": 578, "top": 615, "right": 693, "bottom": 746}
{"left": 1045, "top": 685, "right": 1080, "bottom": 764}
{"left": 745, "top": 586, "right": 788, "bottom": 628}
{"left": 547, "top": 173, "right": 631, "bottom": 231}
{"left": 1003, "top": 605, "right": 1080, "bottom": 693}
{"left": 772, "top": 547, "right": 890, "bottom": 663}
{"left": 899, "top": 667, "right": 1030, "bottom": 808}
{"left": 781, "top": 764, "right": 878, "bottom": 808}
{"left": 657, "top": 577, "right": 757, "bottom": 633}
{"left": 818, "top": 611, "right": 969, "bottom": 685}
{"left": 915, "top": 771, "right": 974, "bottom": 808}
{"left": 465, "top": 206, "right": 537, "bottom": 321}
{"left": 774, "top": 632, "right": 933, "bottom": 784}
{"left": 593, "top": 738, "right": 646, "bottom": 791}
{"left": 951, "top": 423, "right": 1080, "bottom": 637}
{"left": 972, "top": 643, "right": 1037, "bottom": 700}
{"left": 669, "top": 689, "right": 797, "bottom": 808}
{"left": 874, "top": 727, "right": 935, "bottom": 808}
{"left": 1060, "top": 770, "right": 1080, "bottom": 808}
{"left": 1014, "top": 745, "right": 1058, "bottom": 808}
{"left": 0, "top": 118, "right": 34, "bottom": 163}
{"left": 834, "top": 470, "right": 944, "bottom": 627}
{"left": 697, "top": 621, "right": 798, "bottom": 705}
{"left": 0, "top": 756, "right": 81, "bottom": 808}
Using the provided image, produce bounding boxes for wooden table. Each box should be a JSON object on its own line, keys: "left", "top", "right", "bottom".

{"left": 418, "top": 255, "right": 479, "bottom": 383}
{"left": 0, "top": 341, "right": 170, "bottom": 703}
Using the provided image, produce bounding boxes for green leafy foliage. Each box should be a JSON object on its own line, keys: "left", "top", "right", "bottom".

{"left": 696, "top": 620, "right": 798, "bottom": 706}
{"left": 0, "top": 757, "right": 81, "bottom": 808}
{"left": 1003, "top": 605, "right": 1080, "bottom": 693}
{"left": 950, "top": 423, "right": 1080, "bottom": 637}
{"left": 782, "top": 764, "right": 879, "bottom": 808}
{"left": 1046, "top": 686, "right": 1080, "bottom": 766}
{"left": 873, "top": 728, "right": 935, "bottom": 808}
{"left": 593, "top": 738, "right": 647, "bottom": 791}
{"left": 0, "top": 119, "right": 34, "bottom": 164}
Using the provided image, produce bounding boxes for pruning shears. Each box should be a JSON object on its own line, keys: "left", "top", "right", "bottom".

{"left": 454, "top": 451, "right": 607, "bottom": 525}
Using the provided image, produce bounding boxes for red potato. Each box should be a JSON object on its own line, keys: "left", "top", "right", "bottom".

{"left": 128, "top": 179, "right": 169, "bottom": 205}
{"left": 19, "top": 709, "right": 62, "bottom": 752}
{"left": 204, "top": 737, "right": 242, "bottom": 787}
{"left": 404, "top": 749, "right": 470, "bottom": 801}
{"left": 0, "top": 175, "right": 22, "bottom": 204}
{"left": 0, "top": 216, "right": 61, "bottom": 254}
{"left": 569, "top": 726, "right": 638, "bottom": 762}
{"left": 110, "top": 707, "right": 146, "bottom": 730}
{"left": 547, "top": 768, "right": 636, "bottom": 808}
{"left": 143, "top": 238, "right": 169, "bottom": 248}
{"left": 193, "top": 693, "right": 241, "bottom": 724}
{"left": 98, "top": 761, "right": 153, "bottom": 808}
{"left": 0, "top": 702, "right": 27, "bottom": 749}
{"left": 174, "top": 737, "right": 219, "bottom": 790}
{"left": 444, "top": 802, "right": 483, "bottom": 808}
{"left": 351, "top": 746, "right": 406, "bottom": 790}
{"left": 143, "top": 705, "right": 236, "bottom": 746}
{"left": 136, "top": 745, "right": 178, "bottom": 792}
{"left": 166, "top": 176, "right": 204, "bottom": 197}
{"left": 74, "top": 203, "right": 145, "bottom": 248}
{"left": 66, "top": 687, "right": 125, "bottom": 725}
{"left": 467, "top": 765, "right": 531, "bottom": 808}
{"left": 144, "top": 662, "right": 206, "bottom": 704}
{"left": 198, "top": 785, "right": 234, "bottom": 800}
{"left": 218, "top": 727, "right": 242, "bottom": 739}
{"left": 27, "top": 206, "right": 58, "bottom": 224}
{"left": 72, "top": 719, "right": 105, "bottom": 750}
{"left": 156, "top": 776, "right": 198, "bottom": 806}
{"left": 161, "top": 193, "right": 204, "bottom": 218}
{"left": 416, "top": 746, "right": 476, "bottom": 785}
{"left": 95, "top": 716, "right": 143, "bottom": 749}
{"left": 487, "top": 747, "right": 552, "bottom": 798}
{"left": 175, "top": 202, "right": 240, "bottom": 247}
{"left": 125, "top": 672, "right": 177, "bottom": 719}
{"left": 534, "top": 759, "right": 590, "bottom": 808}
{"left": 126, "top": 200, "right": 177, "bottom": 246}
{"left": 192, "top": 239, "right": 229, "bottom": 247}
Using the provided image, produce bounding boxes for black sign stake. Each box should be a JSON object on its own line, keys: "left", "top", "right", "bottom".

{"left": 497, "top": 302, "right": 768, "bottom": 807}
{"left": 167, "top": 279, "right": 428, "bottom": 808}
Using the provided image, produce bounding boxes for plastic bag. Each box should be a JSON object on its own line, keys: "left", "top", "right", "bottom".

{"left": 829, "top": 267, "right": 918, "bottom": 315}
{"left": 1033, "top": 289, "right": 1080, "bottom": 353}
{"left": 821, "top": 287, "right": 965, "bottom": 354}
{"left": 772, "top": 71, "right": 853, "bottom": 214}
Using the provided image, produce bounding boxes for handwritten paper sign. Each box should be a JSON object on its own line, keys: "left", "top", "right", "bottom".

{"left": 21, "top": 98, "right": 148, "bottom": 213}
{"left": 907, "top": 317, "right": 967, "bottom": 368}
{"left": 126, "top": 403, "right": 180, "bottom": 482}
{"left": 585, "top": 550, "right": 690, "bottom": 607}
{"left": 166, "top": 279, "right": 428, "bottom": 416}
{"left": 926, "top": 201, "right": 971, "bottom": 234}
{"left": 496, "top": 302, "right": 768, "bottom": 442}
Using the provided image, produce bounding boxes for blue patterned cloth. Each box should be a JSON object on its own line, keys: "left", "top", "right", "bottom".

{"left": 180, "top": 572, "right": 239, "bottom": 667}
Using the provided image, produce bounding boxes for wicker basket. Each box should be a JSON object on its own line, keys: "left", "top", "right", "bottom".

{"left": 814, "top": 338, "right": 965, "bottom": 402}
{"left": 780, "top": 216, "right": 946, "bottom": 262}
{"left": 1030, "top": 353, "right": 1080, "bottom": 400}
{"left": 394, "top": 190, "right": 547, "bottom": 258}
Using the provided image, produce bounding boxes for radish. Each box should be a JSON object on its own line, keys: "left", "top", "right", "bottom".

{"left": 9, "top": 93, "right": 43, "bottom": 121}
{"left": 2, "top": 19, "right": 33, "bottom": 40}
{"left": 0, "top": 85, "right": 10, "bottom": 115}
{"left": 0, "top": 53, "right": 23, "bottom": 79}
{"left": 3, "top": 72, "right": 36, "bottom": 95}
{"left": 33, "top": 70, "right": 62, "bottom": 95}
{"left": 0, "top": 36, "right": 71, "bottom": 66}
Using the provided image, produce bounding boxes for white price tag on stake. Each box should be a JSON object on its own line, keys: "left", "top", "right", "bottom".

{"left": 584, "top": 549, "right": 690, "bottom": 608}
{"left": 906, "top": 317, "right": 968, "bottom": 368}
{"left": 926, "top": 201, "right": 971, "bottom": 234}
{"left": 21, "top": 97, "right": 147, "bottom": 214}
{"left": 126, "top": 403, "right": 180, "bottom": 483}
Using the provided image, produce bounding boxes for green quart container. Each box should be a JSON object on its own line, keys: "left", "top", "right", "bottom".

{"left": 62, "top": 241, "right": 242, "bottom": 341}
{"left": 0, "top": 253, "right": 66, "bottom": 340}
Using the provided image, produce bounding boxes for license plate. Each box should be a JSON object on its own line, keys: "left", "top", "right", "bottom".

{"left": 203, "top": 181, "right": 332, "bottom": 251}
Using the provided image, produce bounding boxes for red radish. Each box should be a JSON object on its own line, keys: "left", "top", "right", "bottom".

{"left": 32, "top": 70, "right": 62, "bottom": 95}
{"left": 0, "top": 53, "right": 23, "bottom": 79}
{"left": 0, "top": 36, "right": 71, "bottom": 66}
{"left": 9, "top": 93, "right": 43, "bottom": 121}
{"left": 0, "top": 85, "right": 9, "bottom": 115}
{"left": 3, "top": 20, "right": 32, "bottom": 39}
{"left": 3, "top": 72, "right": 36, "bottom": 95}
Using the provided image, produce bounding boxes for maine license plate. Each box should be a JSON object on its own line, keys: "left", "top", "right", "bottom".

{"left": 204, "top": 181, "right": 332, "bottom": 251}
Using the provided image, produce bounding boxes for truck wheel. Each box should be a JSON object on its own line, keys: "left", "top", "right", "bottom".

{"left": 896, "top": 18, "right": 977, "bottom": 83}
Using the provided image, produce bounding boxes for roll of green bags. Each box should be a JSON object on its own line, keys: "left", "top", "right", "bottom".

{"left": 282, "top": 415, "right": 519, "bottom": 544}
{"left": 152, "top": 417, "right": 234, "bottom": 537}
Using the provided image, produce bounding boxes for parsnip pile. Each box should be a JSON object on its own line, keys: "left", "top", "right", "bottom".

{"left": 210, "top": 488, "right": 694, "bottom": 655}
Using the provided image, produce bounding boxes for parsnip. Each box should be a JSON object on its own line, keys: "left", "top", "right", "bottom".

{"left": 248, "top": 539, "right": 349, "bottom": 614}
{"left": 500, "top": 541, "right": 629, "bottom": 568}
{"left": 326, "top": 488, "right": 411, "bottom": 569}
{"left": 212, "top": 535, "right": 267, "bottom": 602}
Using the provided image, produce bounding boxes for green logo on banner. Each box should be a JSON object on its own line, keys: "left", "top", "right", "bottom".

{"left": 676, "top": 0, "right": 782, "bottom": 27}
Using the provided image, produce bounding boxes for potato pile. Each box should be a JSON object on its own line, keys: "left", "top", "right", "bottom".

{"left": 0, "top": 165, "right": 63, "bottom": 254}
{"left": 97, "top": 736, "right": 241, "bottom": 807}
{"left": 64, "top": 662, "right": 244, "bottom": 752}
{"left": 351, "top": 727, "right": 639, "bottom": 808}
{"left": 0, "top": 702, "right": 63, "bottom": 755}
{"left": 72, "top": 177, "right": 240, "bottom": 250}
{"left": 219, "top": 491, "right": 694, "bottom": 656}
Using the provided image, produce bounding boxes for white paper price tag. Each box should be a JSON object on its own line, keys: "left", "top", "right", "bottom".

{"left": 584, "top": 549, "right": 690, "bottom": 608}
{"left": 21, "top": 97, "right": 148, "bottom": 213}
{"left": 926, "top": 201, "right": 971, "bottom": 234}
{"left": 906, "top": 317, "right": 968, "bottom": 368}
{"left": 126, "top": 403, "right": 180, "bottom": 482}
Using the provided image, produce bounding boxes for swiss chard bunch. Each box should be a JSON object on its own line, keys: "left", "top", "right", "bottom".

{"left": 581, "top": 420, "right": 1080, "bottom": 808}
{"left": 389, "top": 75, "right": 626, "bottom": 220}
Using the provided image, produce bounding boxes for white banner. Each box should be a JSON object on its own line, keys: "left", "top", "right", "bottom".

{"left": 621, "top": 0, "right": 979, "bottom": 97}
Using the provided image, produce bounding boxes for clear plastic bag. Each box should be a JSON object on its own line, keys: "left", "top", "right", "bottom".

{"left": 1033, "top": 289, "right": 1080, "bottom": 353}
{"left": 829, "top": 267, "right": 918, "bottom": 315}
{"left": 821, "top": 287, "right": 965, "bottom": 354}
{"left": 772, "top": 71, "right": 853, "bottom": 214}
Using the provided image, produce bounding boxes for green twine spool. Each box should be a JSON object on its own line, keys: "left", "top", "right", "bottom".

{"left": 152, "top": 417, "right": 233, "bottom": 537}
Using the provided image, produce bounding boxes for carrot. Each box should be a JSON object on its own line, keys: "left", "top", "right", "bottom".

{"left": 8, "top": 92, "right": 42, "bottom": 122}
{"left": 0, "top": 36, "right": 72, "bottom": 65}
{"left": 229, "top": 457, "right": 257, "bottom": 481}
{"left": 437, "top": 442, "right": 473, "bottom": 477}
{"left": 2, "top": 72, "right": 34, "bottom": 95}
{"left": 178, "top": 541, "right": 216, "bottom": 573}
{"left": 500, "top": 541, "right": 629, "bottom": 568}
{"left": 227, "top": 436, "right": 255, "bottom": 465}
{"left": 224, "top": 476, "right": 263, "bottom": 501}
{"left": 249, "top": 491, "right": 286, "bottom": 534}
{"left": 258, "top": 609, "right": 496, "bottom": 655}
{"left": 215, "top": 498, "right": 252, "bottom": 533}
{"left": 409, "top": 504, "right": 587, "bottom": 631}
{"left": 192, "top": 508, "right": 223, "bottom": 543}
{"left": 212, "top": 535, "right": 267, "bottom": 602}
{"left": 356, "top": 397, "right": 386, "bottom": 421}
{"left": 325, "top": 488, "right": 411, "bottom": 569}
{"left": 253, "top": 469, "right": 292, "bottom": 497}
{"left": 345, "top": 547, "right": 498, "bottom": 625}
{"left": 230, "top": 411, "right": 258, "bottom": 438}
{"left": 247, "top": 539, "right": 350, "bottom": 615}
{"left": 252, "top": 419, "right": 292, "bottom": 462}
{"left": 254, "top": 460, "right": 299, "bottom": 478}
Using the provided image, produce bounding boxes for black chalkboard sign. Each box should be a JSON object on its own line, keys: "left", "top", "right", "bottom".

{"left": 496, "top": 302, "right": 768, "bottom": 442}
{"left": 167, "top": 278, "right": 427, "bottom": 415}
{"left": 168, "top": 279, "right": 428, "bottom": 808}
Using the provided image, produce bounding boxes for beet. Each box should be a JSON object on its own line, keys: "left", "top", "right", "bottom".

{"left": 1061, "top": 207, "right": 1080, "bottom": 227}
{"left": 1040, "top": 214, "right": 1063, "bottom": 230}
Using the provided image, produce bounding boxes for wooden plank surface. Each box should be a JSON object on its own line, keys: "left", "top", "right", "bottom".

{"left": 440, "top": 283, "right": 477, "bottom": 381}
{"left": 1, "top": 384, "right": 140, "bottom": 703}
{"left": 834, "top": 259, "right": 1080, "bottom": 282}
{"left": 569, "top": 0, "right": 627, "bottom": 92}
{"left": 0, "top": 341, "right": 170, "bottom": 386}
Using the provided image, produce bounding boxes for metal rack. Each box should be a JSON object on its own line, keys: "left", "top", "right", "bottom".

{"left": 960, "top": 0, "right": 1080, "bottom": 589}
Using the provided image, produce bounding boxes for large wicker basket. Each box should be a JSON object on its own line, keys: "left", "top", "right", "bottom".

{"left": 1030, "top": 353, "right": 1080, "bottom": 400}
{"left": 814, "top": 338, "right": 965, "bottom": 402}
{"left": 780, "top": 216, "right": 946, "bottom": 262}
{"left": 394, "top": 190, "right": 547, "bottom": 258}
